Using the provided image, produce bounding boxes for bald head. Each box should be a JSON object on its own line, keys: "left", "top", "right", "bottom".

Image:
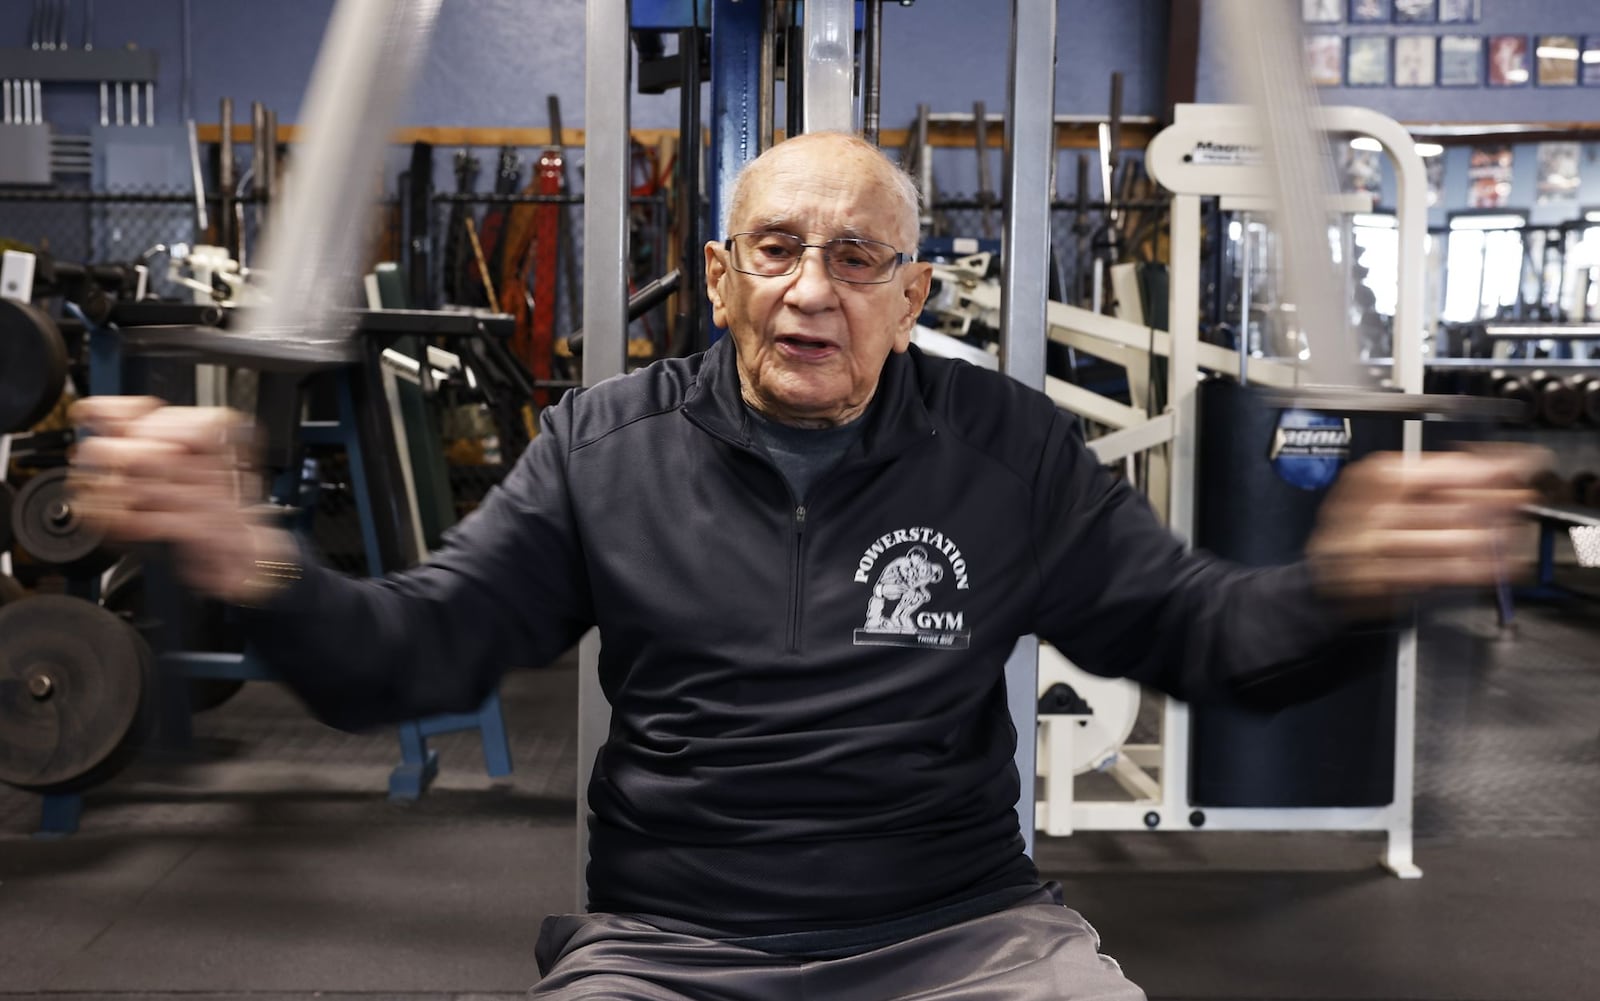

{"left": 724, "top": 132, "right": 922, "bottom": 252}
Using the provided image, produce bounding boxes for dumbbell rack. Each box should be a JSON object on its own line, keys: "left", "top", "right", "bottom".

{"left": 32, "top": 308, "right": 515, "bottom": 835}
{"left": 1422, "top": 340, "right": 1600, "bottom": 624}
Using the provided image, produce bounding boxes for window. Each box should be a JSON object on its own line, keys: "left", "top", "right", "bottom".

{"left": 1442, "top": 213, "right": 1527, "bottom": 323}
{"left": 1350, "top": 213, "right": 1399, "bottom": 318}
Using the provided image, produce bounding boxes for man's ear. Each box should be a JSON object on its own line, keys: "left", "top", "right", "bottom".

{"left": 892, "top": 261, "right": 934, "bottom": 353}
{"left": 704, "top": 241, "right": 730, "bottom": 329}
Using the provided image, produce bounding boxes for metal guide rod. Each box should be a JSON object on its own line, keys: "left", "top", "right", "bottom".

{"left": 578, "top": 0, "right": 632, "bottom": 909}
{"left": 801, "top": 0, "right": 854, "bottom": 132}
{"left": 709, "top": 0, "right": 763, "bottom": 263}
{"left": 862, "top": 0, "right": 883, "bottom": 144}
{"left": 219, "top": 97, "right": 235, "bottom": 257}
{"left": 186, "top": 120, "right": 208, "bottom": 232}
{"left": 999, "top": 0, "right": 1056, "bottom": 857}
{"left": 237, "top": 0, "right": 441, "bottom": 356}
{"left": 1215, "top": 0, "right": 1355, "bottom": 388}
{"left": 758, "top": 1, "right": 776, "bottom": 152}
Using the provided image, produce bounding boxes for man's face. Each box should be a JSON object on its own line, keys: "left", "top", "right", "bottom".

{"left": 705, "top": 141, "right": 932, "bottom": 428}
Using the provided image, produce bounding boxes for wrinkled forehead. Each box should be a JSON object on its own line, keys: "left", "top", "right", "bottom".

{"left": 730, "top": 142, "right": 910, "bottom": 245}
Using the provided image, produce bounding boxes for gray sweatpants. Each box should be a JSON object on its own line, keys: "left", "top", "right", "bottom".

{"left": 531, "top": 886, "right": 1146, "bottom": 1000}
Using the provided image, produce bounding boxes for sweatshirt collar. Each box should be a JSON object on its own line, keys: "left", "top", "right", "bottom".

{"left": 683, "top": 336, "right": 936, "bottom": 461}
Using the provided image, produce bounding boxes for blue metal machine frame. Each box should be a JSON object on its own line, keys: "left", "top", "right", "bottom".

{"left": 35, "top": 320, "right": 512, "bottom": 835}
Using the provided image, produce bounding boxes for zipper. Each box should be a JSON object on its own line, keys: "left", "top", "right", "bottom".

{"left": 787, "top": 503, "right": 807, "bottom": 653}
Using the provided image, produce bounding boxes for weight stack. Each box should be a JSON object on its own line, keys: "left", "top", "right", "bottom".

{"left": 1190, "top": 378, "right": 1400, "bottom": 808}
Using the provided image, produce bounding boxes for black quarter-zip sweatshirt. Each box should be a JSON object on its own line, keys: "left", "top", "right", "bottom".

{"left": 248, "top": 336, "right": 1359, "bottom": 940}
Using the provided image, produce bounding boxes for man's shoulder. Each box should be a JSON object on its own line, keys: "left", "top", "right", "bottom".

{"left": 907, "top": 345, "right": 1066, "bottom": 459}
{"left": 557, "top": 352, "right": 707, "bottom": 448}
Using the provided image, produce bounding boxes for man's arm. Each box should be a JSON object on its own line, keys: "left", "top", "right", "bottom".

{"left": 1029, "top": 413, "right": 1533, "bottom": 708}
{"left": 72, "top": 397, "right": 594, "bottom": 731}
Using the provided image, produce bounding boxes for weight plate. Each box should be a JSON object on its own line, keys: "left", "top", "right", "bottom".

{"left": 0, "top": 299, "right": 68, "bottom": 434}
{"left": 12, "top": 468, "right": 114, "bottom": 574}
{"left": 103, "top": 559, "right": 246, "bottom": 713}
{"left": 0, "top": 595, "right": 151, "bottom": 792}
{"left": 0, "top": 481, "right": 14, "bottom": 552}
{"left": 1037, "top": 643, "right": 1141, "bottom": 775}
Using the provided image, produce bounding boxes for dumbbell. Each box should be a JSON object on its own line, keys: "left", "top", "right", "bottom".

{"left": 1530, "top": 469, "right": 1569, "bottom": 505}
{"left": 1528, "top": 370, "right": 1582, "bottom": 427}
{"left": 1568, "top": 375, "right": 1600, "bottom": 425}
{"left": 1570, "top": 471, "right": 1600, "bottom": 509}
{"left": 1489, "top": 370, "right": 1535, "bottom": 425}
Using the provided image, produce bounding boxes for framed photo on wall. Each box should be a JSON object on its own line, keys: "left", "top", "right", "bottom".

{"left": 1306, "top": 35, "right": 1345, "bottom": 86}
{"left": 1468, "top": 145, "right": 1513, "bottom": 209}
{"left": 1395, "top": 35, "right": 1437, "bottom": 86}
{"left": 1439, "top": 35, "right": 1484, "bottom": 85}
{"left": 1350, "top": 0, "right": 1392, "bottom": 24}
{"left": 1585, "top": 37, "right": 1600, "bottom": 86}
{"left": 1488, "top": 35, "right": 1531, "bottom": 86}
{"left": 1393, "top": 0, "right": 1436, "bottom": 24}
{"left": 1438, "top": 0, "right": 1480, "bottom": 23}
{"left": 1536, "top": 35, "right": 1581, "bottom": 86}
{"left": 1347, "top": 35, "right": 1392, "bottom": 86}
{"left": 1303, "top": 0, "right": 1343, "bottom": 23}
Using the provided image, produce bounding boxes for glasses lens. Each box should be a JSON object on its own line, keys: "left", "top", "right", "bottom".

{"left": 824, "top": 239, "right": 898, "bottom": 284}
{"left": 730, "top": 232, "right": 903, "bottom": 284}
{"left": 735, "top": 232, "right": 804, "bottom": 275}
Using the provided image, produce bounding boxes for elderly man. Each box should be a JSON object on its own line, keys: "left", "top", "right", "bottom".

{"left": 73, "top": 131, "right": 1531, "bottom": 1000}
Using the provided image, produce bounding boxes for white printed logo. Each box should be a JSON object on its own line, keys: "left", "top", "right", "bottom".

{"left": 852, "top": 528, "right": 971, "bottom": 650}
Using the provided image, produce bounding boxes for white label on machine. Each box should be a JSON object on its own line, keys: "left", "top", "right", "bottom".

{"left": 1, "top": 250, "right": 35, "bottom": 304}
{"left": 1187, "top": 140, "right": 1265, "bottom": 167}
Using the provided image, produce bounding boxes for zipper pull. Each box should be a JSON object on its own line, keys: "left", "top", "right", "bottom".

{"left": 794, "top": 505, "right": 807, "bottom": 533}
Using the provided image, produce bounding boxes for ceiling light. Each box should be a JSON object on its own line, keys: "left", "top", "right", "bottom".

{"left": 1350, "top": 136, "right": 1383, "bottom": 152}
{"left": 1450, "top": 214, "right": 1525, "bottom": 231}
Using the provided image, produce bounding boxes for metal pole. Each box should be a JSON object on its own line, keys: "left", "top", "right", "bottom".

{"left": 862, "top": 0, "right": 884, "bottom": 144}
{"left": 758, "top": 1, "right": 777, "bottom": 152}
{"left": 709, "top": 0, "right": 764, "bottom": 328}
{"left": 999, "top": 0, "right": 1056, "bottom": 856}
{"left": 801, "top": 0, "right": 855, "bottom": 132}
{"left": 219, "top": 97, "right": 235, "bottom": 256}
{"left": 251, "top": 101, "right": 268, "bottom": 231}
{"left": 578, "top": 0, "right": 632, "bottom": 910}
{"left": 675, "top": 23, "right": 704, "bottom": 354}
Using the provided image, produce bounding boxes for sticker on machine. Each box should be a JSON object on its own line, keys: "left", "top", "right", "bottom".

{"left": 1185, "top": 140, "right": 1265, "bottom": 167}
{"left": 1269, "top": 409, "right": 1352, "bottom": 491}
{"left": 852, "top": 527, "right": 971, "bottom": 650}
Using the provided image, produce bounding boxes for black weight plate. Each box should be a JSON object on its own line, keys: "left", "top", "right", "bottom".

{"left": 0, "top": 299, "right": 68, "bottom": 434}
{"left": 12, "top": 468, "right": 114, "bottom": 574}
{"left": 0, "top": 481, "right": 14, "bottom": 552}
{"left": 0, "top": 596, "right": 149, "bottom": 792}
{"left": 102, "top": 559, "right": 246, "bottom": 713}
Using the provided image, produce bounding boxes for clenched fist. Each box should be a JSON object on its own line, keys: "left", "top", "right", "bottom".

{"left": 69, "top": 397, "right": 300, "bottom": 605}
{"left": 1307, "top": 448, "right": 1544, "bottom": 618}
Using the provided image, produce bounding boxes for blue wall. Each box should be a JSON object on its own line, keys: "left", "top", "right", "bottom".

{"left": 2, "top": 1, "right": 1596, "bottom": 210}
{"left": 1196, "top": 0, "right": 1600, "bottom": 123}
{"left": 0, "top": 1, "right": 1168, "bottom": 131}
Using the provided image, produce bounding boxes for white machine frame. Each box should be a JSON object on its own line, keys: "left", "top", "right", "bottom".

{"left": 1024, "top": 103, "right": 1429, "bottom": 878}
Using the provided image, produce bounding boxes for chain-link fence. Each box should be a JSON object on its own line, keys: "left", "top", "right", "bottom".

{"left": 2, "top": 183, "right": 1168, "bottom": 571}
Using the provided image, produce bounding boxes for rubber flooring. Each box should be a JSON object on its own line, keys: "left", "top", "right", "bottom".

{"left": 1, "top": 592, "right": 1596, "bottom": 1001}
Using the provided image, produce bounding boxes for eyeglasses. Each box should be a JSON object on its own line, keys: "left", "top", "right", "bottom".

{"left": 724, "top": 231, "right": 912, "bottom": 285}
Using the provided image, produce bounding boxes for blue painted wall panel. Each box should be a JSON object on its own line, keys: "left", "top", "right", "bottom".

{"left": 2, "top": 2, "right": 1596, "bottom": 212}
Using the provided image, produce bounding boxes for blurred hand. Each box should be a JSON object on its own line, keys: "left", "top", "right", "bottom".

{"left": 1306, "top": 448, "right": 1546, "bottom": 618}
{"left": 69, "top": 397, "right": 297, "bottom": 604}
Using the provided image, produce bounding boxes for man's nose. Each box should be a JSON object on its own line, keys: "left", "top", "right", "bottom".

{"left": 784, "top": 246, "right": 839, "bottom": 307}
